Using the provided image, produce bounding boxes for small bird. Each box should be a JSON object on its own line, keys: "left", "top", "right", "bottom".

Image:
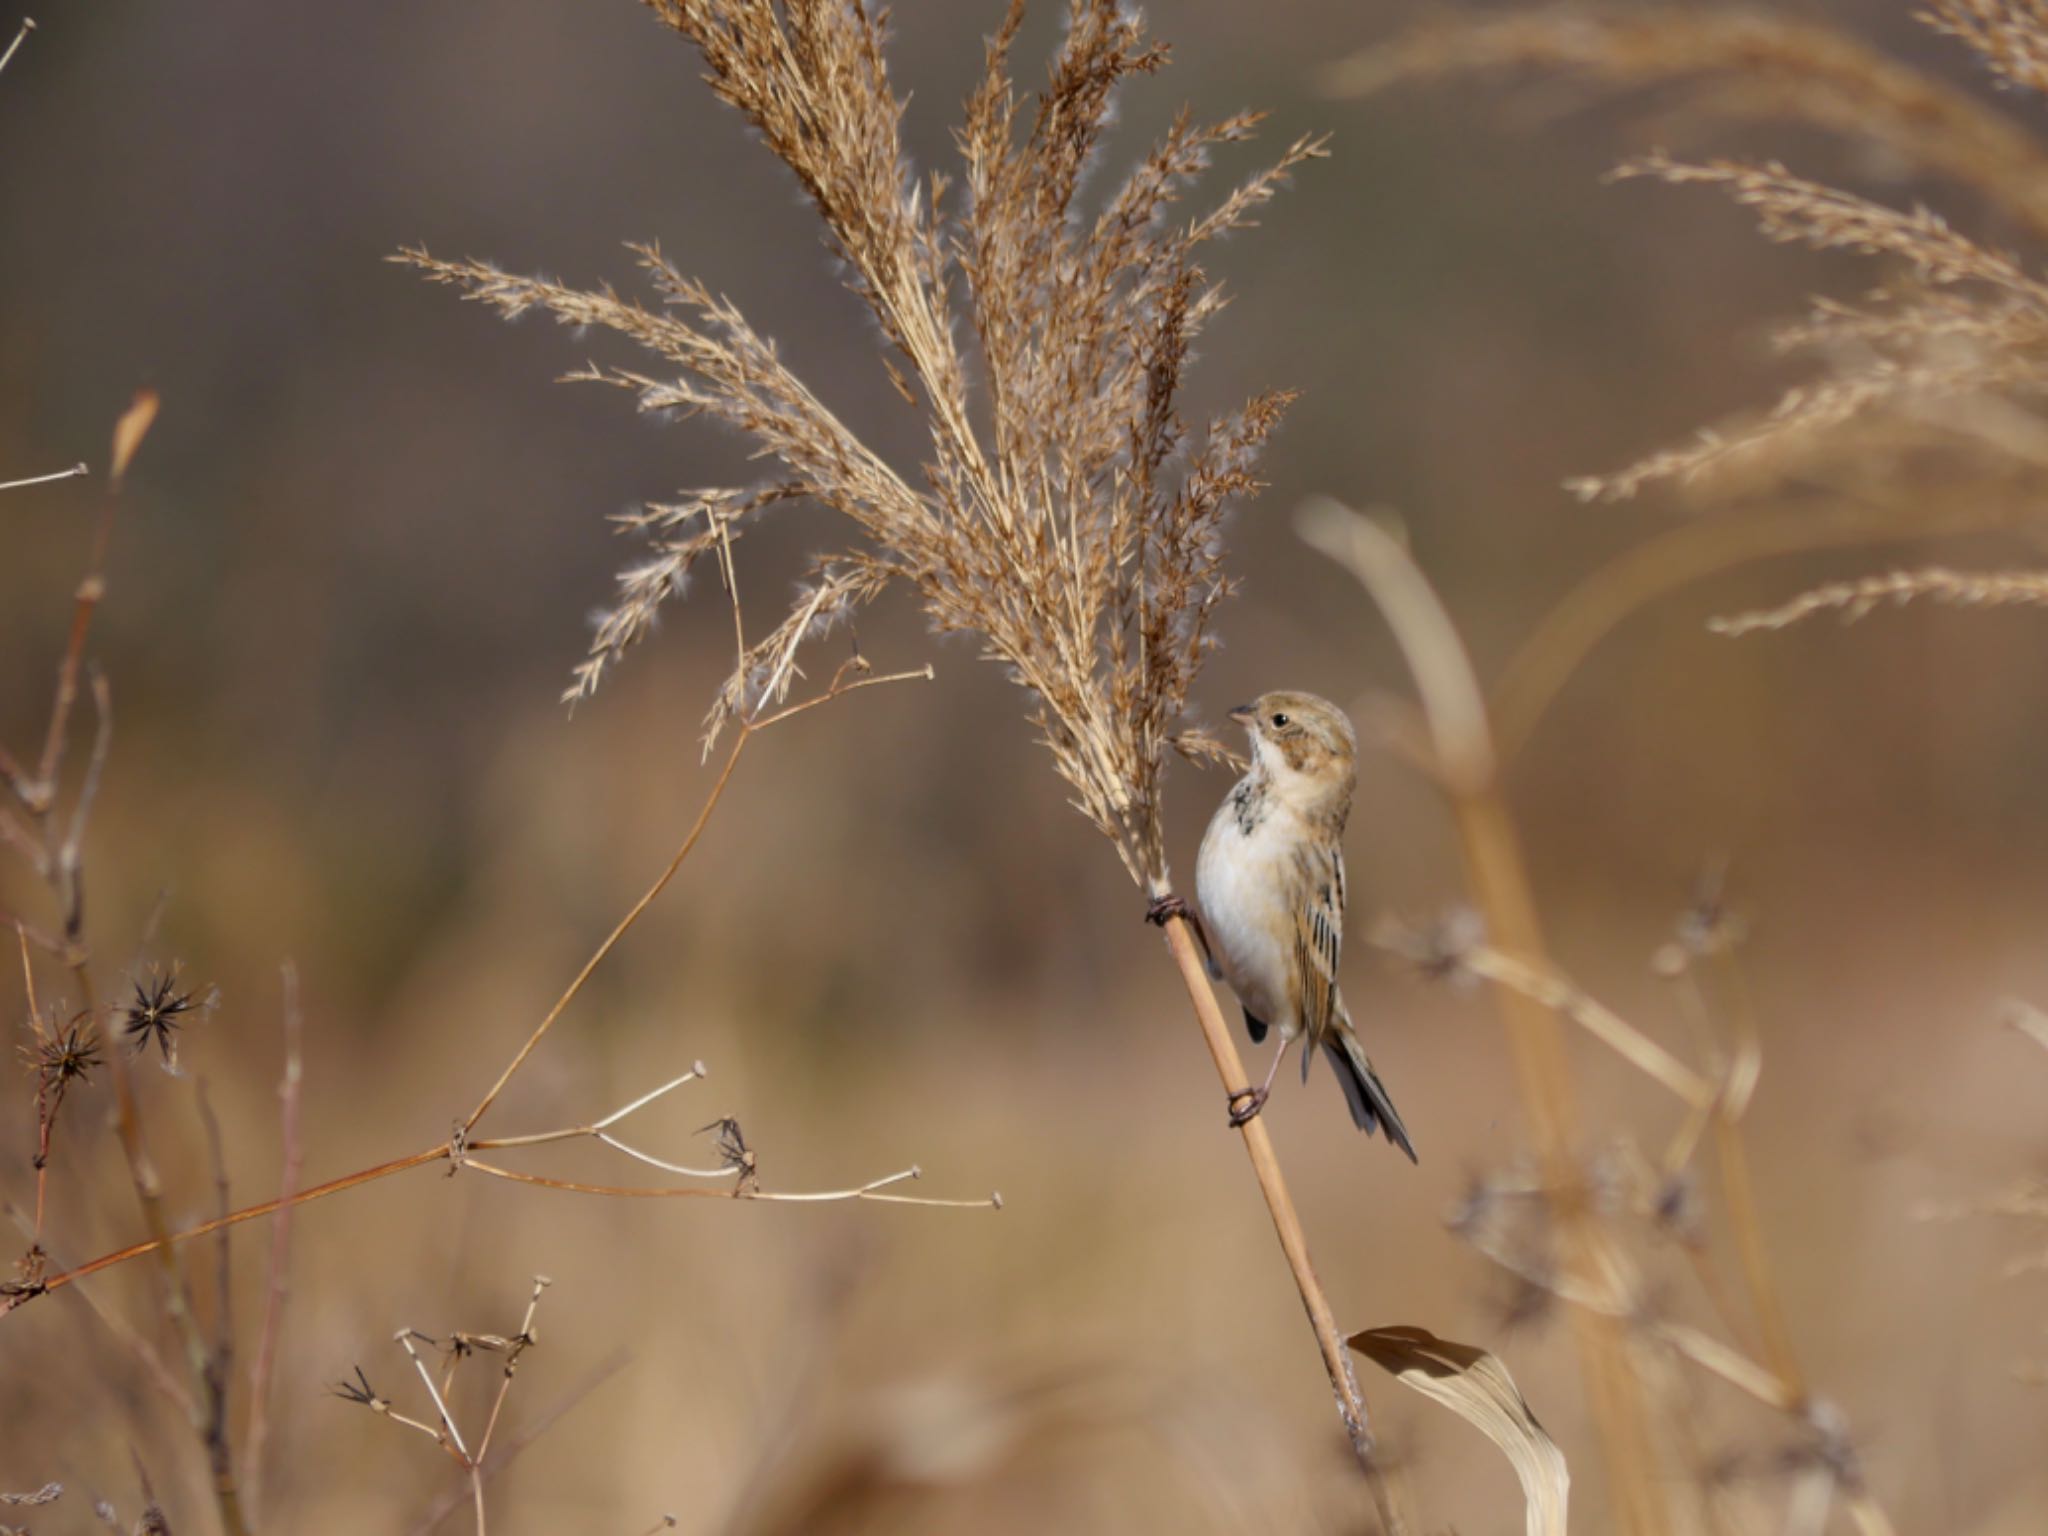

{"left": 1158, "top": 690, "right": 1416, "bottom": 1158}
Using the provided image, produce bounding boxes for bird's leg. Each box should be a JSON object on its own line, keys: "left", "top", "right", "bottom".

{"left": 1228, "top": 1036, "right": 1293, "bottom": 1128}
{"left": 1146, "top": 892, "right": 1220, "bottom": 978}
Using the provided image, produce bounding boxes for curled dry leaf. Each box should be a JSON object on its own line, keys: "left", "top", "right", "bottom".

{"left": 1349, "top": 1324, "right": 1568, "bottom": 1536}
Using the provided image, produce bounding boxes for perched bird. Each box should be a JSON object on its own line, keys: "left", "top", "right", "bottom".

{"left": 1158, "top": 690, "right": 1416, "bottom": 1158}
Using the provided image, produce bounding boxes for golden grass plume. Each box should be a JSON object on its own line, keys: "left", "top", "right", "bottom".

{"left": 1339, "top": 1, "right": 2048, "bottom": 640}
{"left": 401, "top": 0, "right": 1321, "bottom": 891}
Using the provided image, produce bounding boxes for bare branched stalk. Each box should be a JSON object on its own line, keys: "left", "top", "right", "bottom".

{"left": 344, "top": 1280, "right": 629, "bottom": 1536}
{"left": 401, "top": 1354, "right": 628, "bottom": 1536}
{"left": 0, "top": 394, "right": 257, "bottom": 1536}
{"left": 0, "top": 462, "right": 86, "bottom": 492}
{"left": 34, "top": 954, "right": 995, "bottom": 1302}
{"left": 0, "top": 16, "right": 34, "bottom": 81}
{"left": 15, "top": 539, "right": 977, "bottom": 1320}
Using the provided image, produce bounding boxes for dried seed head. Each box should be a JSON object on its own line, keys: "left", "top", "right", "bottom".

{"left": 402, "top": 0, "right": 1320, "bottom": 887}
{"left": 122, "top": 966, "right": 206, "bottom": 1064}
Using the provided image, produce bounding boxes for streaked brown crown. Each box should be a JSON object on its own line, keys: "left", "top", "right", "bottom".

{"left": 1234, "top": 690, "right": 1356, "bottom": 781}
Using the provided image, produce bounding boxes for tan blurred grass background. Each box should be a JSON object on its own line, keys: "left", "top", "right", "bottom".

{"left": 5, "top": 1, "right": 2048, "bottom": 1531}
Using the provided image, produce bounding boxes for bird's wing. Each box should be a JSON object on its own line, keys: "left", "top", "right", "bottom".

{"left": 1291, "top": 842, "right": 1346, "bottom": 1047}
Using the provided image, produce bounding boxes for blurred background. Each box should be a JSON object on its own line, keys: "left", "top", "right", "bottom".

{"left": 4, "top": 1, "right": 2047, "bottom": 1531}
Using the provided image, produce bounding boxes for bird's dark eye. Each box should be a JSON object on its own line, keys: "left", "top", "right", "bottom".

{"left": 1271, "top": 712, "right": 1290, "bottom": 728}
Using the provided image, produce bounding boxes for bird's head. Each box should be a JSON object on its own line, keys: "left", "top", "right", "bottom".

{"left": 1229, "top": 691, "right": 1357, "bottom": 815}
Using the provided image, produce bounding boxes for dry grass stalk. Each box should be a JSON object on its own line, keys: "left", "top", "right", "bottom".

{"left": 1305, "top": 500, "right": 1900, "bottom": 1536}
{"left": 1299, "top": 499, "right": 1669, "bottom": 1536}
{"left": 1151, "top": 915, "right": 1401, "bottom": 1510}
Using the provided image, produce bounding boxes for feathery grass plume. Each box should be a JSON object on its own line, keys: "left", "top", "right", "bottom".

{"left": 1567, "top": 149, "right": 2048, "bottom": 503}
{"left": 1339, "top": 4, "right": 2048, "bottom": 515}
{"left": 1708, "top": 565, "right": 2048, "bottom": 634}
{"left": 1926, "top": 0, "right": 2048, "bottom": 96}
{"left": 1324, "top": 5, "right": 2048, "bottom": 238}
{"left": 401, "top": 2, "right": 1408, "bottom": 1487}
{"left": 400, "top": 0, "right": 1319, "bottom": 891}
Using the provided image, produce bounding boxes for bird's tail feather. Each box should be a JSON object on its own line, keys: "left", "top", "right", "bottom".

{"left": 1323, "top": 1025, "right": 1418, "bottom": 1162}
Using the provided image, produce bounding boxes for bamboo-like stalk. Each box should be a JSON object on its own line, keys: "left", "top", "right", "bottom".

{"left": 1153, "top": 911, "right": 1405, "bottom": 1534}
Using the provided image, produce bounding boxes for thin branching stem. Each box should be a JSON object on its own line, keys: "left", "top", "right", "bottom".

{"left": 243, "top": 963, "right": 305, "bottom": 1525}
{"left": 461, "top": 732, "right": 749, "bottom": 1135}
{"left": 1457, "top": 944, "right": 1714, "bottom": 1106}
{"left": 461, "top": 1158, "right": 1000, "bottom": 1209}
{"left": 0, "top": 462, "right": 85, "bottom": 493}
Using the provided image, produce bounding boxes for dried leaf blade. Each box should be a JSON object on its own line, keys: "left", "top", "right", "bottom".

{"left": 1349, "top": 1324, "right": 1568, "bottom": 1536}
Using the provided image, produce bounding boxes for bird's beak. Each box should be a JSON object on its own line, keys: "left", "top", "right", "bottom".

{"left": 1227, "top": 703, "right": 1256, "bottom": 724}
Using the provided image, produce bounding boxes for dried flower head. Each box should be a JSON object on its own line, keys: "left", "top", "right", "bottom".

{"left": 122, "top": 967, "right": 201, "bottom": 1062}
{"left": 401, "top": 0, "right": 1320, "bottom": 890}
{"left": 698, "top": 1115, "right": 759, "bottom": 1193}
{"left": 26, "top": 1016, "right": 101, "bottom": 1091}
{"left": 331, "top": 1365, "right": 384, "bottom": 1409}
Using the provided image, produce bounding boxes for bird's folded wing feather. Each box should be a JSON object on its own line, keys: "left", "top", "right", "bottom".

{"left": 1292, "top": 843, "right": 1346, "bottom": 1040}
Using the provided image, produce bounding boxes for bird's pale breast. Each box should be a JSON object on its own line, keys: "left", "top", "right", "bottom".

{"left": 1196, "top": 784, "right": 1304, "bottom": 1039}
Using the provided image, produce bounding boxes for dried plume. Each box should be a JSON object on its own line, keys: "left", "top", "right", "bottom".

{"left": 1325, "top": 5, "right": 2048, "bottom": 237}
{"left": 1340, "top": 3, "right": 2048, "bottom": 512}
{"left": 1346, "top": 1, "right": 2048, "bottom": 659}
{"left": 400, "top": 0, "right": 1319, "bottom": 889}
{"left": 1708, "top": 564, "right": 2048, "bottom": 635}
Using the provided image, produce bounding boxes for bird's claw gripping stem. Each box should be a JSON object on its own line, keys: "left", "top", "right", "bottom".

{"left": 1145, "top": 893, "right": 1190, "bottom": 926}
{"left": 1227, "top": 1086, "right": 1268, "bottom": 1128}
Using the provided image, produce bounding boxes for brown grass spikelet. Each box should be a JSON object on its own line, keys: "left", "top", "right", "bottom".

{"left": 1325, "top": 5, "right": 2048, "bottom": 237}
{"left": 399, "top": 0, "right": 1321, "bottom": 891}
{"left": 1342, "top": 3, "right": 2048, "bottom": 524}
{"left": 1707, "top": 564, "right": 2048, "bottom": 634}
{"left": 1605, "top": 152, "right": 2042, "bottom": 293}
{"left": 1925, "top": 0, "right": 2048, "bottom": 96}
{"left": 1562, "top": 149, "right": 2048, "bottom": 502}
